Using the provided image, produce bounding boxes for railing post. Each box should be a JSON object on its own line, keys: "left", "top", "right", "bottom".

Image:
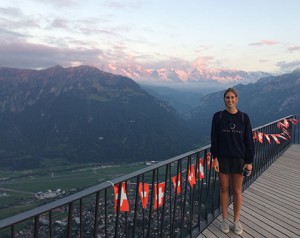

{"left": 94, "top": 191, "right": 100, "bottom": 237}
{"left": 67, "top": 202, "right": 73, "bottom": 238}
{"left": 79, "top": 199, "right": 83, "bottom": 238}
{"left": 132, "top": 175, "right": 140, "bottom": 237}
{"left": 49, "top": 210, "right": 53, "bottom": 238}
{"left": 34, "top": 215, "right": 39, "bottom": 238}
{"left": 11, "top": 225, "right": 15, "bottom": 238}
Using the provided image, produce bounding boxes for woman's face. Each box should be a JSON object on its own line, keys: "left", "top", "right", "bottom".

{"left": 224, "top": 92, "right": 238, "bottom": 109}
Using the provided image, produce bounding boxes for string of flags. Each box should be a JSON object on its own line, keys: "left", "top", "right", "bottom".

{"left": 113, "top": 153, "right": 213, "bottom": 212}
{"left": 113, "top": 117, "right": 299, "bottom": 212}
{"left": 253, "top": 118, "right": 299, "bottom": 144}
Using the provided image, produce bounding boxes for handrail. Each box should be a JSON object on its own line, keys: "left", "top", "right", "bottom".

{"left": 0, "top": 114, "right": 299, "bottom": 237}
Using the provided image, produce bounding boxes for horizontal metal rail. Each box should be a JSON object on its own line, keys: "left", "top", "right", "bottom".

{"left": 0, "top": 114, "right": 299, "bottom": 237}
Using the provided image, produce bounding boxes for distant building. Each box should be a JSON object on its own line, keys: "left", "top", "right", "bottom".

{"left": 35, "top": 189, "right": 65, "bottom": 200}
{"left": 0, "top": 192, "right": 8, "bottom": 197}
{"left": 145, "top": 161, "right": 158, "bottom": 166}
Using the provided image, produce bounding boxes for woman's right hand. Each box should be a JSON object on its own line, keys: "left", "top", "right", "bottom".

{"left": 214, "top": 158, "right": 219, "bottom": 172}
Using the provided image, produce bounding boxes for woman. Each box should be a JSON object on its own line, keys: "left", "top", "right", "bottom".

{"left": 210, "top": 88, "right": 255, "bottom": 235}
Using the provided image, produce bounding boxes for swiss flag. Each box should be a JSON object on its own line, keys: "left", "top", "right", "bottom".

{"left": 271, "top": 134, "right": 280, "bottom": 144}
{"left": 257, "top": 131, "right": 264, "bottom": 143}
{"left": 206, "top": 152, "right": 214, "bottom": 169}
{"left": 138, "top": 183, "right": 150, "bottom": 209}
{"left": 277, "top": 134, "right": 288, "bottom": 140}
{"left": 278, "top": 119, "right": 289, "bottom": 129}
{"left": 188, "top": 165, "right": 196, "bottom": 187}
{"left": 114, "top": 182, "right": 129, "bottom": 212}
{"left": 154, "top": 182, "right": 165, "bottom": 209}
{"left": 171, "top": 173, "right": 181, "bottom": 194}
{"left": 290, "top": 118, "right": 299, "bottom": 125}
{"left": 277, "top": 122, "right": 283, "bottom": 129}
{"left": 283, "top": 118, "right": 289, "bottom": 128}
{"left": 197, "top": 158, "right": 205, "bottom": 179}
{"left": 253, "top": 131, "right": 258, "bottom": 141}
{"left": 282, "top": 128, "right": 291, "bottom": 139}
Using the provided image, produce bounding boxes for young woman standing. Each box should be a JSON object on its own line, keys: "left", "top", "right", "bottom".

{"left": 210, "top": 88, "right": 255, "bottom": 235}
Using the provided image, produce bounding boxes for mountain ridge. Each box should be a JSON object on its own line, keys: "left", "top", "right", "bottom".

{"left": 99, "top": 62, "right": 272, "bottom": 85}
{"left": 0, "top": 65, "right": 197, "bottom": 169}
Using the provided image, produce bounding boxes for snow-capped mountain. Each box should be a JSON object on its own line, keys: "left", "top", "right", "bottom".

{"left": 99, "top": 63, "right": 271, "bottom": 85}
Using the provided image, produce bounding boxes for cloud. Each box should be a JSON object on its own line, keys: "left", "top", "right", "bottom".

{"left": 78, "top": 25, "right": 119, "bottom": 36}
{"left": 0, "top": 40, "right": 103, "bottom": 69}
{"left": 276, "top": 60, "right": 300, "bottom": 72}
{"left": 192, "top": 56, "right": 215, "bottom": 71}
{"left": 0, "top": 7, "right": 22, "bottom": 16}
{"left": 259, "top": 59, "right": 269, "bottom": 63}
{"left": 249, "top": 40, "right": 280, "bottom": 46}
{"left": 0, "top": 7, "right": 40, "bottom": 30}
{"left": 32, "top": 0, "right": 80, "bottom": 7}
{"left": 288, "top": 46, "right": 300, "bottom": 52}
{"left": 50, "top": 18, "right": 70, "bottom": 29}
{"left": 102, "top": 0, "right": 143, "bottom": 9}
{"left": 196, "top": 44, "right": 214, "bottom": 52}
{"left": 0, "top": 29, "right": 26, "bottom": 39}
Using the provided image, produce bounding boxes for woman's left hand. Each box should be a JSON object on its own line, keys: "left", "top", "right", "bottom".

{"left": 214, "top": 158, "right": 219, "bottom": 172}
{"left": 244, "top": 163, "right": 252, "bottom": 172}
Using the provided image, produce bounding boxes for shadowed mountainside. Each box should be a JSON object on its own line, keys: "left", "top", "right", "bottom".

{"left": 0, "top": 65, "right": 198, "bottom": 169}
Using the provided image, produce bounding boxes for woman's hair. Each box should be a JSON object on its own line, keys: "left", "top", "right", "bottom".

{"left": 224, "top": 88, "right": 238, "bottom": 98}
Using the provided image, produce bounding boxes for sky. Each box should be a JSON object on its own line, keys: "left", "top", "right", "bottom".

{"left": 0, "top": 0, "right": 300, "bottom": 76}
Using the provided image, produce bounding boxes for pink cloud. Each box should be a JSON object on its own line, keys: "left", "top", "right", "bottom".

{"left": 192, "top": 56, "right": 214, "bottom": 71}
{"left": 261, "top": 40, "right": 279, "bottom": 45}
{"left": 249, "top": 40, "right": 280, "bottom": 46}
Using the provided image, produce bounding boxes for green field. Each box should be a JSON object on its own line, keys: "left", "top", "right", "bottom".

{"left": 0, "top": 162, "right": 147, "bottom": 220}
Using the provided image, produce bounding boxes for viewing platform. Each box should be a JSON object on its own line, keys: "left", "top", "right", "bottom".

{"left": 199, "top": 144, "right": 300, "bottom": 238}
{"left": 0, "top": 115, "right": 299, "bottom": 237}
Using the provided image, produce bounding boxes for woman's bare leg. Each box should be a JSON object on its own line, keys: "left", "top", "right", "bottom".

{"left": 231, "top": 173, "right": 244, "bottom": 221}
{"left": 219, "top": 172, "right": 230, "bottom": 219}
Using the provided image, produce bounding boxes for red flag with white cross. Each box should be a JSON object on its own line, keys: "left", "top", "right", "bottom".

{"left": 206, "top": 152, "right": 214, "bottom": 169}
{"left": 188, "top": 165, "right": 196, "bottom": 187}
{"left": 154, "top": 182, "right": 165, "bottom": 209}
{"left": 271, "top": 134, "right": 280, "bottom": 144}
{"left": 114, "top": 182, "right": 130, "bottom": 212}
{"left": 198, "top": 158, "right": 205, "bottom": 179}
{"left": 172, "top": 173, "right": 181, "bottom": 194}
{"left": 253, "top": 131, "right": 258, "bottom": 141}
{"left": 257, "top": 131, "right": 264, "bottom": 143}
{"left": 138, "top": 183, "right": 150, "bottom": 209}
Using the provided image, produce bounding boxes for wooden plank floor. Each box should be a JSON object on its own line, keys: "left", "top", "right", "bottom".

{"left": 198, "top": 144, "right": 300, "bottom": 238}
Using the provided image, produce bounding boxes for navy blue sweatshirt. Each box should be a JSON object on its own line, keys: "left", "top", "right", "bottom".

{"left": 210, "top": 110, "right": 255, "bottom": 164}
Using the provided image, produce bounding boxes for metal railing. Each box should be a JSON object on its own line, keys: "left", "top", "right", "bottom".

{"left": 0, "top": 115, "right": 299, "bottom": 238}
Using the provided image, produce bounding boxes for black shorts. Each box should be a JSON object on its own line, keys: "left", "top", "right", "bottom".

{"left": 218, "top": 157, "right": 245, "bottom": 174}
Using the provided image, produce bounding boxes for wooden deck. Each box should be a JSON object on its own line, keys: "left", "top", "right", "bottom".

{"left": 198, "top": 144, "right": 300, "bottom": 238}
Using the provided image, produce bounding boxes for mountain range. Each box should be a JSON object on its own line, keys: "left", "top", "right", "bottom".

{"left": 0, "top": 65, "right": 197, "bottom": 169}
{"left": 100, "top": 62, "right": 271, "bottom": 85}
